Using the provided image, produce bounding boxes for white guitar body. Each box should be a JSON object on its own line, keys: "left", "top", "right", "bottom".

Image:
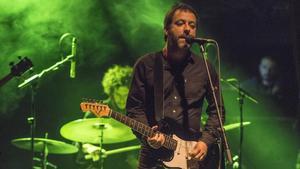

{"left": 79, "top": 102, "right": 215, "bottom": 169}
{"left": 163, "top": 135, "right": 200, "bottom": 169}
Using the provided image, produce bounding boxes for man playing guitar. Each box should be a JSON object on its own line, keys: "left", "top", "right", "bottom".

{"left": 126, "top": 3, "right": 225, "bottom": 169}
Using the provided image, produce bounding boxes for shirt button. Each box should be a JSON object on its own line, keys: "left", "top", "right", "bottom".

{"left": 172, "top": 110, "right": 176, "bottom": 113}
{"left": 174, "top": 96, "right": 177, "bottom": 100}
{"left": 184, "top": 79, "right": 187, "bottom": 83}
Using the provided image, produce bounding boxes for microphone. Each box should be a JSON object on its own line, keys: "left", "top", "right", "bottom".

{"left": 70, "top": 37, "right": 77, "bottom": 78}
{"left": 184, "top": 35, "right": 214, "bottom": 45}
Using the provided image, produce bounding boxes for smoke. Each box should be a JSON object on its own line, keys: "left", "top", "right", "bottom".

{"left": 107, "top": 0, "right": 176, "bottom": 55}
{"left": 0, "top": 0, "right": 177, "bottom": 118}
{"left": 0, "top": 0, "right": 108, "bottom": 118}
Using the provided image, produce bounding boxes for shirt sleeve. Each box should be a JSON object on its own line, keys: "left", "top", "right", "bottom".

{"left": 200, "top": 61, "right": 225, "bottom": 147}
{"left": 126, "top": 58, "right": 149, "bottom": 144}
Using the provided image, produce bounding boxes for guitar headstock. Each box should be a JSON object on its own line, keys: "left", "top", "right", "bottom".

{"left": 10, "top": 57, "right": 33, "bottom": 77}
{"left": 80, "top": 100, "right": 111, "bottom": 118}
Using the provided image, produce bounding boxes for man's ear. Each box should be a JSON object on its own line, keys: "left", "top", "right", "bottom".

{"left": 164, "top": 28, "right": 168, "bottom": 41}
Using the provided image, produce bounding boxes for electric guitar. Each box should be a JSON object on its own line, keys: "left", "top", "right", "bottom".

{"left": 80, "top": 101, "right": 219, "bottom": 169}
{"left": 0, "top": 57, "right": 33, "bottom": 87}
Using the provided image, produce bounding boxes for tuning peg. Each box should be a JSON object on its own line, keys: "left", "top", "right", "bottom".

{"left": 18, "top": 56, "right": 22, "bottom": 60}
{"left": 9, "top": 62, "right": 14, "bottom": 66}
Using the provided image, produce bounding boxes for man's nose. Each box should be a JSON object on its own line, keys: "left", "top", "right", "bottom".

{"left": 184, "top": 29, "right": 190, "bottom": 35}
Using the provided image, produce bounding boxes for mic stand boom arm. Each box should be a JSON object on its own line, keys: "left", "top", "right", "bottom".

{"left": 18, "top": 54, "right": 74, "bottom": 88}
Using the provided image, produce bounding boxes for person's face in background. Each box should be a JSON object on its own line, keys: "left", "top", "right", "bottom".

{"left": 259, "top": 57, "right": 277, "bottom": 86}
{"left": 112, "top": 85, "right": 129, "bottom": 110}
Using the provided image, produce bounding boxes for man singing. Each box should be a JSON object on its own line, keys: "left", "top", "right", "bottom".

{"left": 126, "top": 3, "right": 225, "bottom": 169}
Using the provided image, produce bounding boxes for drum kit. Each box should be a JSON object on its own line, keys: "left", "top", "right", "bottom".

{"left": 10, "top": 117, "right": 140, "bottom": 169}
{"left": 11, "top": 114, "right": 251, "bottom": 169}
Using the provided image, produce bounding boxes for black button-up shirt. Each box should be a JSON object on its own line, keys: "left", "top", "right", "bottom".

{"left": 126, "top": 51, "right": 225, "bottom": 146}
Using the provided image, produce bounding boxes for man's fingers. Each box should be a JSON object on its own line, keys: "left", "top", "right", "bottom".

{"left": 194, "top": 151, "right": 204, "bottom": 159}
{"left": 193, "top": 150, "right": 207, "bottom": 161}
{"left": 157, "top": 133, "right": 164, "bottom": 143}
{"left": 160, "top": 133, "right": 165, "bottom": 144}
{"left": 147, "top": 126, "right": 166, "bottom": 149}
{"left": 148, "top": 133, "right": 163, "bottom": 143}
{"left": 147, "top": 125, "right": 159, "bottom": 140}
{"left": 190, "top": 144, "right": 199, "bottom": 155}
{"left": 147, "top": 131, "right": 166, "bottom": 149}
{"left": 189, "top": 149, "right": 200, "bottom": 158}
{"left": 151, "top": 125, "right": 158, "bottom": 131}
{"left": 147, "top": 132, "right": 158, "bottom": 140}
{"left": 189, "top": 148, "right": 206, "bottom": 160}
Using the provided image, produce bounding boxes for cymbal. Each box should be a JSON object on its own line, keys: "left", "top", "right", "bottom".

{"left": 60, "top": 118, "right": 136, "bottom": 144}
{"left": 224, "top": 121, "right": 251, "bottom": 131}
{"left": 11, "top": 138, "right": 78, "bottom": 154}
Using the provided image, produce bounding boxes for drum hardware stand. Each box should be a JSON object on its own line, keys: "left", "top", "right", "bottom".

{"left": 41, "top": 133, "right": 49, "bottom": 169}
{"left": 221, "top": 79, "right": 258, "bottom": 169}
{"left": 237, "top": 83, "right": 244, "bottom": 169}
{"left": 98, "top": 124, "right": 105, "bottom": 169}
{"left": 31, "top": 133, "right": 57, "bottom": 169}
{"left": 33, "top": 157, "right": 57, "bottom": 169}
{"left": 236, "top": 81, "right": 254, "bottom": 169}
{"left": 27, "top": 81, "right": 37, "bottom": 169}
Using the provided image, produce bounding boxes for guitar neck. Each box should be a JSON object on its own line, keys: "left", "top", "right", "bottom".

{"left": 109, "top": 110, "right": 177, "bottom": 150}
{"left": 0, "top": 73, "right": 13, "bottom": 87}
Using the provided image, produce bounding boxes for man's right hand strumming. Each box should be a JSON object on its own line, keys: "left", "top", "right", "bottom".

{"left": 147, "top": 125, "right": 165, "bottom": 149}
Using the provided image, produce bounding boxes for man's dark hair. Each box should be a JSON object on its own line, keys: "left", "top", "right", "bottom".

{"left": 261, "top": 56, "right": 277, "bottom": 63}
{"left": 163, "top": 3, "right": 199, "bottom": 40}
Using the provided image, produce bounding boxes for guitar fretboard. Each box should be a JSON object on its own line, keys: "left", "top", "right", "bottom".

{"left": 109, "top": 110, "right": 177, "bottom": 150}
{"left": 0, "top": 73, "right": 13, "bottom": 87}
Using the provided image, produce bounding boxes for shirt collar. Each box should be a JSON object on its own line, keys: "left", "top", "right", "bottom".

{"left": 160, "top": 50, "right": 195, "bottom": 70}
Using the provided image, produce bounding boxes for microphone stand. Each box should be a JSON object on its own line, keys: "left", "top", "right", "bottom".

{"left": 28, "top": 81, "right": 37, "bottom": 169}
{"left": 196, "top": 42, "right": 233, "bottom": 166}
{"left": 18, "top": 34, "right": 76, "bottom": 169}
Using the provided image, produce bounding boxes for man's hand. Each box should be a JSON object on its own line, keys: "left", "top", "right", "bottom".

{"left": 189, "top": 141, "right": 208, "bottom": 161}
{"left": 147, "top": 125, "right": 165, "bottom": 149}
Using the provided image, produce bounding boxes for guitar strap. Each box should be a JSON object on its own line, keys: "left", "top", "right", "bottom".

{"left": 154, "top": 52, "right": 164, "bottom": 123}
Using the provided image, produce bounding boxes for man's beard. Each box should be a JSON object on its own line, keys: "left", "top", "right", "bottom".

{"left": 170, "top": 33, "right": 191, "bottom": 49}
{"left": 167, "top": 34, "right": 191, "bottom": 63}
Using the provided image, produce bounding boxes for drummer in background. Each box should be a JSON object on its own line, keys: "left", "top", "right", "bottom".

{"left": 101, "top": 65, "right": 133, "bottom": 113}
{"left": 76, "top": 65, "right": 136, "bottom": 169}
